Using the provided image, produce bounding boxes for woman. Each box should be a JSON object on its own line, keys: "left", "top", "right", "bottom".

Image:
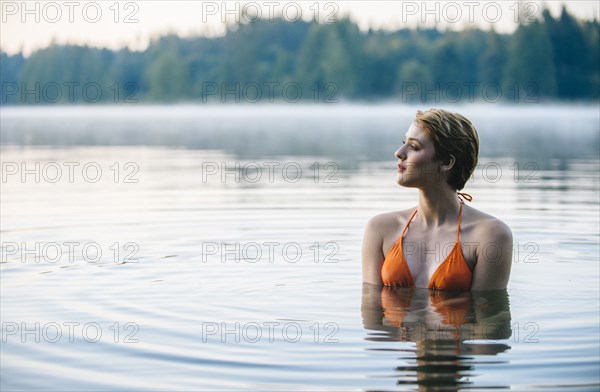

{"left": 362, "top": 108, "right": 512, "bottom": 290}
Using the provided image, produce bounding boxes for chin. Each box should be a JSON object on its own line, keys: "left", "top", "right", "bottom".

{"left": 396, "top": 174, "right": 418, "bottom": 188}
{"left": 395, "top": 174, "right": 409, "bottom": 187}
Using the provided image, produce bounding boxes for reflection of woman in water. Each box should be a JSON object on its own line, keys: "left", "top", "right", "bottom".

{"left": 362, "top": 109, "right": 513, "bottom": 290}
{"left": 361, "top": 284, "right": 512, "bottom": 389}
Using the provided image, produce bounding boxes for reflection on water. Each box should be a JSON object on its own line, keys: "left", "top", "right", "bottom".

{"left": 362, "top": 284, "right": 512, "bottom": 391}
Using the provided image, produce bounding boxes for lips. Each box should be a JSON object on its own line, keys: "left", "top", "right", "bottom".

{"left": 397, "top": 163, "right": 406, "bottom": 172}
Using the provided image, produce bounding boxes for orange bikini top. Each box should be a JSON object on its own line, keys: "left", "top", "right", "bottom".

{"left": 381, "top": 193, "right": 473, "bottom": 291}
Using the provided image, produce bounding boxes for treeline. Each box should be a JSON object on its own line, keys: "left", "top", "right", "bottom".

{"left": 1, "top": 6, "right": 598, "bottom": 104}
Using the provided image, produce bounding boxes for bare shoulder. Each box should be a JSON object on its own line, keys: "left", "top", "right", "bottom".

{"left": 462, "top": 205, "right": 513, "bottom": 290}
{"left": 365, "top": 208, "right": 415, "bottom": 235}
{"left": 462, "top": 205, "right": 512, "bottom": 243}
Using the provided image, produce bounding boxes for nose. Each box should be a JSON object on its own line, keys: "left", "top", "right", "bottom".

{"left": 395, "top": 145, "right": 406, "bottom": 160}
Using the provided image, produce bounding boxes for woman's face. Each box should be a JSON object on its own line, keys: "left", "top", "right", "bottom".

{"left": 394, "top": 122, "right": 442, "bottom": 188}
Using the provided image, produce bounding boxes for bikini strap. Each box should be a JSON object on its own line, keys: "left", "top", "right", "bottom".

{"left": 401, "top": 208, "right": 418, "bottom": 239}
{"left": 456, "top": 192, "right": 472, "bottom": 242}
{"left": 456, "top": 202, "right": 464, "bottom": 242}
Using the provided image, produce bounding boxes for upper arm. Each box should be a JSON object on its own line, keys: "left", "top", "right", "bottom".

{"left": 362, "top": 216, "right": 385, "bottom": 286}
{"left": 471, "top": 220, "right": 513, "bottom": 291}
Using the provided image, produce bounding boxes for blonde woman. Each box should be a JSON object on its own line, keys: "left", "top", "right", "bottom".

{"left": 362, "top": 109, "right": 512, "bottom": 290}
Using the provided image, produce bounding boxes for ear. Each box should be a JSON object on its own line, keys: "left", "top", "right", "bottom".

{"left": 440, "top": 155, "right": 455, "bottom": 173}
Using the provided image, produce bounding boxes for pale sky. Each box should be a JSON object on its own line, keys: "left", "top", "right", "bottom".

{"left": 1, "top": 1, "right": 599, "bottom": 56}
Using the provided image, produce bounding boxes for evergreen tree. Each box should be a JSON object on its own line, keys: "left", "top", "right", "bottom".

{"left": 145, "top": 47, "right": 190, "bottom": 101}
{"left": 296, "top": 19, "right": 360, "bottom": 98}
{"left": 478, "top": 28, "right": 506, "bottom": 88}
{"left": 503, "top": 20, "right": 557, "bottom": 100}
{"left": 544, "top": 7, "right": 588, "bottom": 98}
{"left": 581, "top": 19, "right": 600, "bottom": 98}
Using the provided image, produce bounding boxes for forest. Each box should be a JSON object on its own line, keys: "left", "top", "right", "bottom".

{"left": 1, "top": 6, "right": 598, "bottom": 104}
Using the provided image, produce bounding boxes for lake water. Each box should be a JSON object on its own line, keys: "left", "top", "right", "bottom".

{"left": 1, "top": 104, "right": 599, "bottom": 391}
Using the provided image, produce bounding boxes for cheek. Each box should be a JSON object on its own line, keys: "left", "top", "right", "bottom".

{"left": 408, "top": 151, "right": 435, "bottom": 166}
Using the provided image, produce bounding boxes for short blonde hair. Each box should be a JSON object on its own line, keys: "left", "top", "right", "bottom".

{"left": 414, "top": 109, "right": 479, "bottom": 191}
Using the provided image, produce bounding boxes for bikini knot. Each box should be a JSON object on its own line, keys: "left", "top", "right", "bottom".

{"left": 457, "top": 192, "right": 473, "bottom": 202}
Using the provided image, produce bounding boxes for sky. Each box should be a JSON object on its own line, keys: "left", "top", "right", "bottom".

{"left": 1, "top": 0, "right": 599, "bottom": 56}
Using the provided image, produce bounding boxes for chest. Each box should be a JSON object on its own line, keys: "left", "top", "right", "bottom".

{"left": 384, "top": 225, "right": 477, "bottom": 284}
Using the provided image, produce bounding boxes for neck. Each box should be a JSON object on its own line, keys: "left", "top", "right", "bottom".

{"left": 416, "top": 186, "right": 461, "bottom": 227}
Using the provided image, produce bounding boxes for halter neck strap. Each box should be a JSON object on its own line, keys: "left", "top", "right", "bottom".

{"left": 456, "top": 192, "right": 471, "bottom": 242}
{"left": 457, "top": 192, "right": 473, "bottom": 203}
